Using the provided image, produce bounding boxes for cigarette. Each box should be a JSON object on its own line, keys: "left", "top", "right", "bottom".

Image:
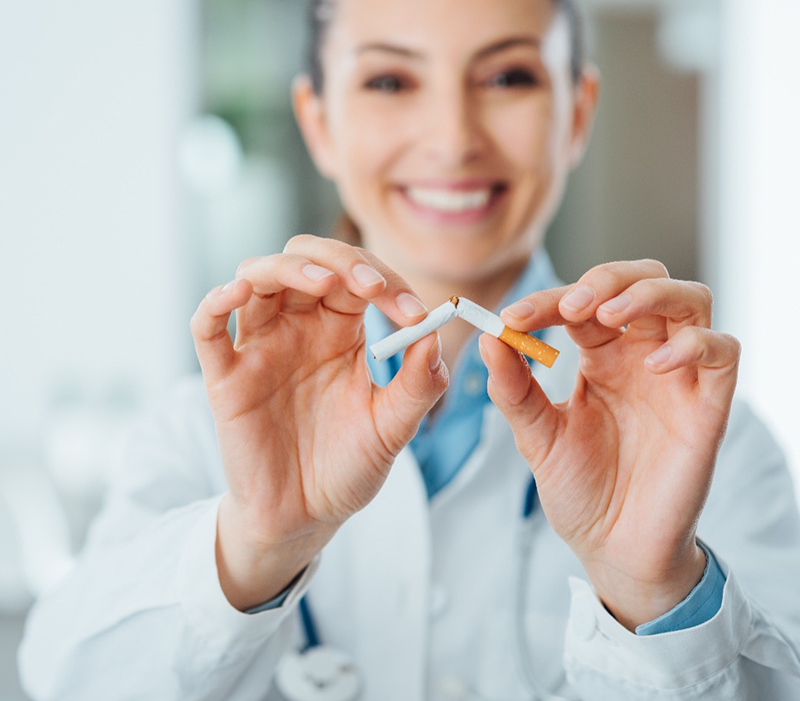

{"left": 369, "top": 300, "right": 458, "bottom": 362}
{"left": 453, "top": 296, "right": 559, "bottom": 369}
{"left": 369, "top": 296, "right": 559, "bottom": 369}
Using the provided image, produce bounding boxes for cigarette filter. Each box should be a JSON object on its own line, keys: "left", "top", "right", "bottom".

{"left": 497, "top": 326, "right": 560, "bottom": 368}
{"left": 454, "top": 296, "right": 559, "bottom": 369}
{"left": 369, "top": 300, "right": 458, "bottom": 362}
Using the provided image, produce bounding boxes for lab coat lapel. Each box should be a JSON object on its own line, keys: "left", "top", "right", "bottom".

{"left": 346, "top": 447, "right": 431, "bottom": 699}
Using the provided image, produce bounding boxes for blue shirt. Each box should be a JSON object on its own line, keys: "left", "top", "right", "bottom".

{"left": 251, "top": 251, "right": 725, "bottom": 636}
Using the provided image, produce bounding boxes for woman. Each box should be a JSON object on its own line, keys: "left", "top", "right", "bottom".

{"left": 19, "top": 0, "right": 800, "bottom": 699}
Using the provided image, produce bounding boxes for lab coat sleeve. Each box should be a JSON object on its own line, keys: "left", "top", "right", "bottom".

{"left": 18, "top": 376, "right": 316, "bottom": 701}
{"left": 561, "top": 400, "right": 800, "bottom": 699}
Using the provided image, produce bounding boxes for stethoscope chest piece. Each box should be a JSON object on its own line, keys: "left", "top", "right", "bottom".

{"left": 275, "top": 645, "right": 361, "bottom": 701}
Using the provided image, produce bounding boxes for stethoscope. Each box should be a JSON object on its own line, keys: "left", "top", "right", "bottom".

{"left": 274, "top": 477, "right": 571, "bottom": 701}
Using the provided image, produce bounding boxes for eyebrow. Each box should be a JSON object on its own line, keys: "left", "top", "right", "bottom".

{"left": 475, "top": 36, "right": 541, "bottom": 60}
{"left": 355, "top": 36, "right": 541, "bottom": 62}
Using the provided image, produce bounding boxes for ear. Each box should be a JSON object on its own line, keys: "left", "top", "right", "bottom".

{"left": 567, "top": 63, "right": 601, "bottom": 169}
{"left": 292, "top": 73, "right": 338, "bottom": 179}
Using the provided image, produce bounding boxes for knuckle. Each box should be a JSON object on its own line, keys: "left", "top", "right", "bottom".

{"left": 236, "top": 257, "right": 258, "bottom": 277}
{"left": 642, "top": 259, "right": 670, "bottom": 278}
{"left": 725, "top": 333, "right": 742, "bottom": 360}
{"left": 630, "top": 276, "right": 659, "bottom": 297}
{"left": 189, "top": 310, "right": 203, "bottom": 337}
{"left": 283, "top": 233, "right": 317, "bottom": 253}
{"left": 334, "top": 243, "right": 362, "bottom": 268}
{"left": 695, "top": 282, "right": 713, "bottom": 307}
{"left": 581, "top": 265, "right": 617, "bottom": 293}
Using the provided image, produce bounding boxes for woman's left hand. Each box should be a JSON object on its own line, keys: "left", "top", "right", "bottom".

{"left": 479, "top": 260, "right": 740, "bottom": 631}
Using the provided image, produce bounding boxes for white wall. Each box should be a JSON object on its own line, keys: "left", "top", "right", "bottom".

{"left": 0, "top": 1, "right": 199, "bottom": 617}
{"left": 714, "top": 0, "right": 800, "bottom": 485}
{"left": 0, "top": 0, "right": 197, "bottom": 459}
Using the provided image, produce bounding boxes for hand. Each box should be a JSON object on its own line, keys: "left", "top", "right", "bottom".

{"left": 190, "top": 235, "right": 448, "bottom": 609}
{"left": 480, "top": 260, "right": 740, "bottom": 630}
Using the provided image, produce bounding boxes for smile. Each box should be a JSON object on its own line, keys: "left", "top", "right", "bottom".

{"left": 397, "top": 183, "right": 507, "bottom": 223}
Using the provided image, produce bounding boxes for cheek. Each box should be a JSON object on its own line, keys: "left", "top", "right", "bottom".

{"left": 339, "top": 96, "right": 411, "bottom": 171}
{"left": 489, "top": 99, "right": 560, "bottom": 180}
{"left": 330, "top": 98, "right": 411, "bottom": 215}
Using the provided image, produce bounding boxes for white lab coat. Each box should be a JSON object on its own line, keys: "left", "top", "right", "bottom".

{"left": 18, "top": 324, "right": 800, "bottom": 700}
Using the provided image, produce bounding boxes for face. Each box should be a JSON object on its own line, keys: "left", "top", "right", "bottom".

{"left": 297, "top": 0, "right": 596, "bottom": 285}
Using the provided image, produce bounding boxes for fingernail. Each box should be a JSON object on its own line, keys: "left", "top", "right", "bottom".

{"left": 352, "top": 264, "right": 386, "bottom": 288}
{"left": 561, "top": 285, "right": 595, "bottom": 312}
{"left": 504, "top": 300, "right": 535, "bottom": 320}
{"left": 599, "top": 293, "right": 631, "bottom": 314}
{"left": 396, "top": 292, "right": 427, "bottom": 317}
{"left": 428, "top": 335, "right": 442, "bottom": 372}
{"left": 302, "top": 264, "right": 334, "bottom": 281}
{"left": 646, "top": 344, "right": 672, "bottom": 366}
{"left": 221, "top": 280, "right": 236, "bottom": 293}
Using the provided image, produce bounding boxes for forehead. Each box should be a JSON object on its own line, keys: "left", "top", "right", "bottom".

{"left": 327, "top": 0, "right": 560, "bottom": 57}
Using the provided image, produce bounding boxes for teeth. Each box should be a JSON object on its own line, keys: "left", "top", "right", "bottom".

{"left": 405, "top": 187, "right": 493, "bottom": 213}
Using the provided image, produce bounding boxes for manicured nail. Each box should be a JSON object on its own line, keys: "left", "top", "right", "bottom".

{"left": 396, "top": 292, "right": 427, "bottom": 317}
{"left": 599, "top": 293, "right": 631, "bottom": 314}
{"left": 646, "top": 344, "right": 672, "bottom": 366}
{"left": 428, "top": 335, "right": 442, "bottom": 372}
{"left": 504, "top": 300, "right": 535, "bottom": 320}
{"left": 221, "top": 280, "right": 236, "bottom": 293}
{"left": 561, "top": 285, "right": 595, "bottom": 312}
{"left": 302, "top": 264, "right": 334, "bottom": 281}
{"left": 352, "top": 263, "right": 386, "bottom": 288}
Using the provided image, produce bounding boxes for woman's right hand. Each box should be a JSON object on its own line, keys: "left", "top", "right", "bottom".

{"left": 190, "top": 235, "right": 448, "bottom": 609}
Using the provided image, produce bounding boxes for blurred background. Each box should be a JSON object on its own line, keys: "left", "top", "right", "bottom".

{"left": 1, "top": 0, "right": 798, "bottom": 697}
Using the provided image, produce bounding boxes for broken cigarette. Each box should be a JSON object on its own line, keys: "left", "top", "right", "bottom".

{"left": 369, "top": 296, "right": 559, "bottom": 368}
{"left": 369, "top": 300, "right": 458, "bottom": 362}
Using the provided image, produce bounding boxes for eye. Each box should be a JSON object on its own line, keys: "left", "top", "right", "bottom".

{"left": 486, "top": 68, "right": 538, "bottom": 89}
{"left": 364, "top": 74, "right": 408, "bottom": 93}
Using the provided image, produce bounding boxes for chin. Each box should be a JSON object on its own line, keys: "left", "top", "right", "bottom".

{"left": 398, "top": 239, "right": 514, "bottom": 286}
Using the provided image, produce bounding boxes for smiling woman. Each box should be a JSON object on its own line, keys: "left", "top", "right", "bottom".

{"left": 292, "top": 0, "right": 600, "bottom": 370}
{"left": 16, "top": 0, "right": 800, "bottom": 699}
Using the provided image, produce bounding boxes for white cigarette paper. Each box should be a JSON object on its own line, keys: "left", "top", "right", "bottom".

{"left": 453, "top": 297, "right": 505, "bottom": 337}
{"left": 369, "top": 300, "right": 458, "bottom": 362}
{"left": 370, "top": 295, "right": 560, "bottom": 369}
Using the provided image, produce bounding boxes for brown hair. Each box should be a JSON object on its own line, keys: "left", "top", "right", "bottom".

{"left": 305, "top": 0, "right": 586, "bottom": 95}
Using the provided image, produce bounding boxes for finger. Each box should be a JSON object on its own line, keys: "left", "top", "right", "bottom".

{"left": 502, "top": 285, "right": 622, "bottom": 349}
{"left": 372, "top": 332, "right": 449, "bottom": 456}
{"left": 596, "top": 279, "right": 713, "bottom": 339}
{"left": 190, "top": 279, "right": 253, "bottom": 382}
{"left": 234, "top": 254, "right": 339, "bottom": 336}
{"left": 478, "top": 334, "right": 559, "bottom": 469}
{"left": 284, "top": 235, "right": 429, "bottom": 326}
{"left": 500, "top": 259, "right": 670, "bottom": 331}
{"left": 645, "top": 327, "right": 741, "bottom": 404}
{"left": 564, "top": 318, "right": 624, "bottom": 349}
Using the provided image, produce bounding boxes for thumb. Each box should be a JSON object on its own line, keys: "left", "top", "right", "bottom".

{"left": 479, "top": 334, "right": 559, "bottom": 467}
{"left": 372, "top": 332, "right": 449, "bottom": 456}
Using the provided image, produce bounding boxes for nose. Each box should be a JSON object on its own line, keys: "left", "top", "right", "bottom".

{"left": 420, "top": 81, "right": 487, "bottom": 167}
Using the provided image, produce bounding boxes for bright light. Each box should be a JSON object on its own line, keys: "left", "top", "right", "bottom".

{"left": 177, "top": 114, "right": 243, "bottom": 194}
